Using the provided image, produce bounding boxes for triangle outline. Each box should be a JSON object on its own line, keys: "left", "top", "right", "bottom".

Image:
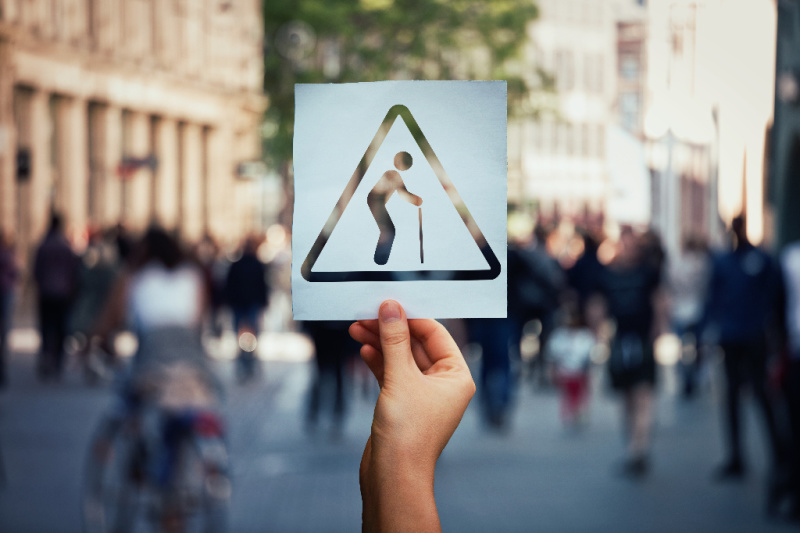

{"left": 301, "top": 104, "right": 501, "bottom": 282}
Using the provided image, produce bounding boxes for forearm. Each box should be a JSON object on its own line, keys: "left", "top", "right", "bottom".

{"left": 353, "top": 307, "right": 474, "bottom": 533}
{"left": 397, "top": 188, "right": 421, "bottom": 206}
{"left": 361, "top": 442, "right": 441, "bottom": 533}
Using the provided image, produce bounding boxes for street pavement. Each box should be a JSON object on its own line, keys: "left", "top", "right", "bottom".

{"left": 0, "top": 329, "right": 798, "bottom": 533}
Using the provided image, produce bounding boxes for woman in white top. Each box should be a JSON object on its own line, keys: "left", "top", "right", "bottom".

{"left": 93, "top": 227, "right": 216, "bottom": 398}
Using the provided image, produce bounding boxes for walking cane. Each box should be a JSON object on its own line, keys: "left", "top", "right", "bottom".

{"left": 419, "top": 207, "right": 424, "bottom": 263}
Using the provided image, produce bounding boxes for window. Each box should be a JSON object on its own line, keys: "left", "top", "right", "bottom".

{"left": 566, "top": 123, "right": 575, "bottom": 155}
{"left": 594, "top": 57, "right": 605, "bottom": 93}
{"left": 531, "top": 121, "right": 543, "bottom": 152}
{"left": 620, "top": 92, "right": 640, "bottom": 132}
{"left": 555, "top": 50, "right": 575, "bottom": 91}
{"left": 581, "top": 124, "right": 591, "bottom": 157}
{"left": 620, "top": 54, "right": 639, "bottom": 80}
{"left": 558, "top": 122, "right": 569, "bottom": 154}
{"left": 584, "top": 54, "right": 605, "bottom": 94}
{"left": 596, "top": 125, "right": 606, "bottom": 157}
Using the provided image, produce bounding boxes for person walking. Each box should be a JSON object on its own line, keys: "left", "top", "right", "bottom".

{"left": 668, "top": 235, "right": 711, "bottom": 398}
{"left": 703, "top": 215, "right": 786, "bottom": 482}
{"left": 595, "top": 226, "right": 664, "bottom": 477}
{"left": 33, "top": 214, "right": 80, "bottom": 380}
{"left": 0, "top": 232, "right": 19, "bottom": 388}
{"left": 508, "top": 226, "right": 564, "bottom": 386}
{"left": 546, "top": 295, "right": 595, "bottom": 426}
{"left": 225, "top": 236, "right": 269, "bottom": 382}
{"left": 70, "top": 229, "right": 121, "bottom": 380}
{"left": 779, "top": 239, "right": 800, "bottom": 521}
{"left": 468, "top": 317, "right": 513, "bottom": 430}
{"left": 303, "top": 321, "right": 355, "bottom": 438}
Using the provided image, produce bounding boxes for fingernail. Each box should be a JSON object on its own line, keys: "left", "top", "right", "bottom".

{"left": 380, "top": 300, "right": 401, "bottom": 323}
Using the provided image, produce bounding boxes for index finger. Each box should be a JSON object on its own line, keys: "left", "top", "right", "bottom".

{"left": 408, "top": 319, "right": 466, "bottom": 368}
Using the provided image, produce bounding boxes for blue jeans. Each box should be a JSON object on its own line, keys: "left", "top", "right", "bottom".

{"left": 470, "top": 319, "right": 513, "bottom": 424}
{"left": 232, "top": 305, "right": 263, "bottom": 377}
{"left": 0, "top": 290, "right": 13, "bottom": 385}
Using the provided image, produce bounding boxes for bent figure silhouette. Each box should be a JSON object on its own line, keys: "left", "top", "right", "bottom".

{"left": 367, "top": 151, "right": 423, "bottom": 265}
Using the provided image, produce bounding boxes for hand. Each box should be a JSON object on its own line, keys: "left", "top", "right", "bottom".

{"left": 350, "top": 300, "right": 475, "bottom": 533}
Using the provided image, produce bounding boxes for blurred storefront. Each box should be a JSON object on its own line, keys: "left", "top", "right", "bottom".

{"left": 0, "top": 0, "right": 267, "bottom": 258}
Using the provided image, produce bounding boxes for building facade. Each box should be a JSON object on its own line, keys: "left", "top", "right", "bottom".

{"left": 510, "top": 0, "right": 624, "bottom": 223}
{"left": 511, "top": 0, "right": 778, "bottom": 256}
{"left": 0, "top": 0, "right": 267, "bottom": 257}
{"left": 643, "top": 0, "right": 776, "bottom": 255}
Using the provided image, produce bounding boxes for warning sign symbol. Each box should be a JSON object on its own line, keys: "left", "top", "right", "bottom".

{"left": 301, "top": 105, "right": 501, "bottom": 283}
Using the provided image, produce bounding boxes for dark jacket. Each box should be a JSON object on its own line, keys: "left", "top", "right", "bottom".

{"left": 33, "top": 232, "right": 79, "bottom": 300}
{"left": 225, "top": 252, "right": 269, "bottom": 309}
{"left": 703, "top": 243, "right": 782, "bottom": 343}
{"left": 0, "top": 244, "right": 18, "bottom": 293}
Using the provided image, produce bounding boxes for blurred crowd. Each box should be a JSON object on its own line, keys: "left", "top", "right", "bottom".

{"left": 1, "top": 210, "right": 800, "bottom": 524}
{"left": 495, "top": 213, "right": 800, "bottom": 522}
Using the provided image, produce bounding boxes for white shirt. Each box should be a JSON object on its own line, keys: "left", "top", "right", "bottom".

{"left": 547, "top": 327, "right": 595, "bottom": 373}
{"left": 668, "top": 251, "right": 710, "bottom": 326}
{"left": 127, "top": 261, "right": 204, "bottom": 333}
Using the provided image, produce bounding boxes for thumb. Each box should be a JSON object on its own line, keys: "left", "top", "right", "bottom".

{"left": 378, "top": 300, "right": 414, "bottom": 377}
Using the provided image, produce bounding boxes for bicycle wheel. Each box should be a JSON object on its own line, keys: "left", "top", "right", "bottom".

{"left": 161, "top": 436, "right": 230, "bottom": 533}
{"left": 82, "top": 419, "right": 148, "bottom": 533}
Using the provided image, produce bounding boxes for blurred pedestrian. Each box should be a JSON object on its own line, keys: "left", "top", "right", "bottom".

{"left": 640, "top": 228, "right": 667, "bottom": 276}
{"left": 703, "top": 215, "right": 786, "bottom": 482}
{"left": 69, "top": 229, "right": 120, "bottom": 381}
{"left": 225, "top": 236, "right": 269, "bottom": 382}
{"left": 33, "top": 214, "right": 80, "bottom": 380}
{"left": 595, "top": 226, "right": 664, "bottom": 477}
{"left": 195, "top": 235, "right": 226, "bottom": 337}
{"left": 85, "top": 227, "right": 226, "bottom": 526}
{"left": 566, "top": 229, "right": 604, "bottom": 316}
{"left": 112, "top": 222, "right": 133, "bottom": 265}
{"left": 507, "top": 225, "right": 564, "bottom": 386}
{"left": 0, "top": 232, "right": 19, "bottom": 388}
{"left": 91, "top": 226, "right": 216, "bottom": 388}
{"left": 779, "top": 239, "right": 800, "bottom": 521}
{"left": 303, "top": 321, "right": 355, "bottom": 438}
{"left": 546, "top": 295, "right": 595, "bottom": 426}
{"left": 668, "top": 235, "right": 711, "bottom": 398}
{"left": 468, "top": 317, "right": 513, "bottom": 430}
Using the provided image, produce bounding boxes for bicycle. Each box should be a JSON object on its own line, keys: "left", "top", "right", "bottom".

{"left": 82, "top": 363, "right": 230, "bottom": 533}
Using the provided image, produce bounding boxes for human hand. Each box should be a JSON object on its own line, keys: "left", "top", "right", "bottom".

{"left": 350, "top": 300, "right": 475, "bottom": 533}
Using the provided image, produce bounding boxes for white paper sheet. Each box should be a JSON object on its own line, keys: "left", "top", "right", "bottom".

{"left": 292, "top": 81, "right": 507, "bottom": 320}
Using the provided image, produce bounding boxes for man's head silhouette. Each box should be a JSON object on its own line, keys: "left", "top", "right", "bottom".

{"left": 394, "top": 151, "right": 412, "bottom": 171}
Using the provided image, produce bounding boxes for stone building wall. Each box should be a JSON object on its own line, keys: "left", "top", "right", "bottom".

{"left": 0, "top": 0, "right": 267, "bottom": 254}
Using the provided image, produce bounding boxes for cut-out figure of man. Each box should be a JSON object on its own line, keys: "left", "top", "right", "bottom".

{"left": 367, "top": 151, "right": 423, "bottom": 265}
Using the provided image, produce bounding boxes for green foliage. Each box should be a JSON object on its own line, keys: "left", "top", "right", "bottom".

{"left": 262, "top": 0, "right": 542, "bottom": 173}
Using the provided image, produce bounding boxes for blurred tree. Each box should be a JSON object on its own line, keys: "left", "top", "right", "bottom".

{"left": 262, "top": 0, "right": 547, "bottom": 177}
